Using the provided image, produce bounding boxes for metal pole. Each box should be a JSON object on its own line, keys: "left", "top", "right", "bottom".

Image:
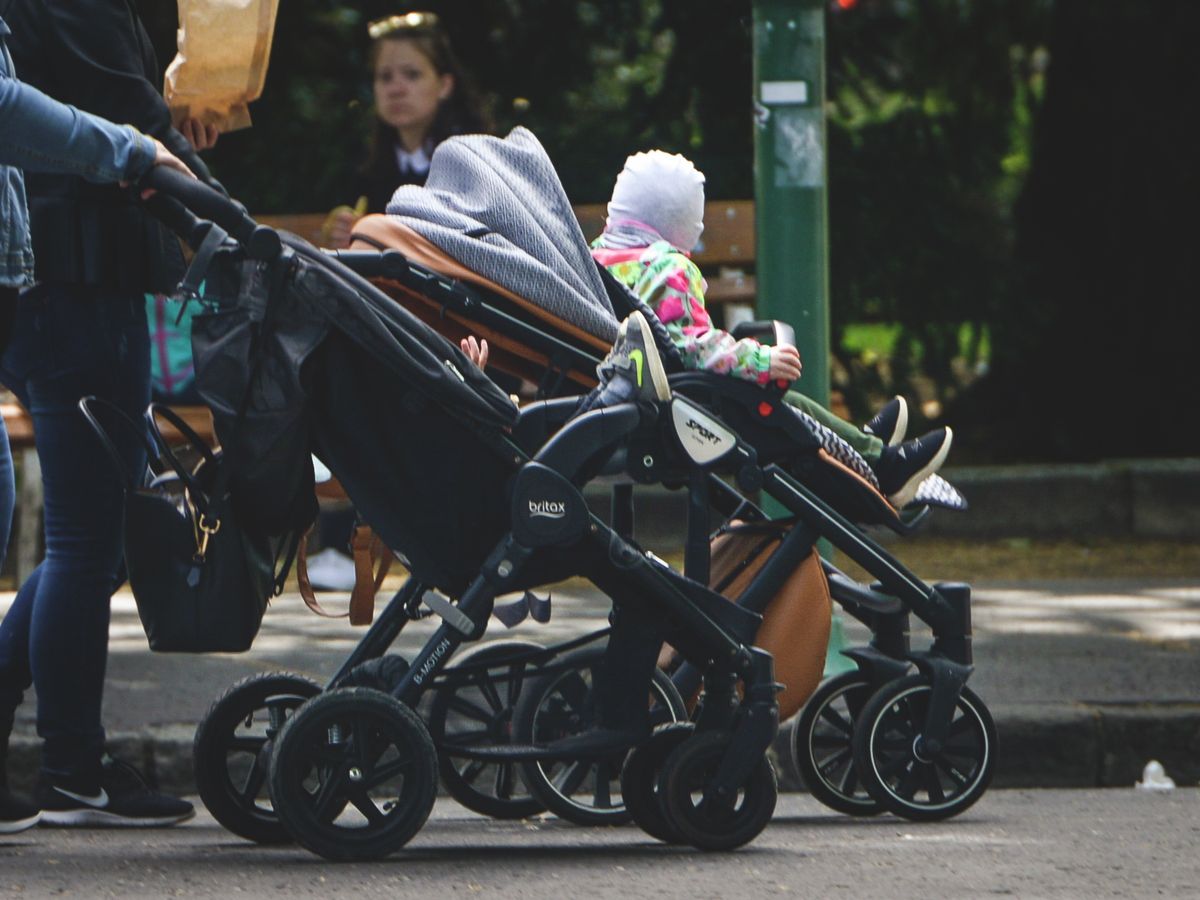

{"left": 752, "top": 0, "right": 830, "bottom": 409}
{"left": 752, "top": 1, "right": 851, "bottom": 675}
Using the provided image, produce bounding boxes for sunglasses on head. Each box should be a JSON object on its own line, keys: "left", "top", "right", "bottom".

{"left": 368, "top": 11, "right": 440, "bottom": 40}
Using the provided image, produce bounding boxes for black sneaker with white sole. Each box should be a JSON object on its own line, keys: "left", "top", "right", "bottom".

{"left": 0, "top": 788, "right": 40, "bottom": 834}
{"left": 34, "top": 755, "right": 194, "bottom": 827}
{"left": 863, "top": 396, "right": 908, "bottom": 448}
{"left": 874, "top": 426, "right": 953, "bottom": 509}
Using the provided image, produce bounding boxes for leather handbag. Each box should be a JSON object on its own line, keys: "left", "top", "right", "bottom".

{"left": 80, "top": 398, "right": 277, "bottom": 652}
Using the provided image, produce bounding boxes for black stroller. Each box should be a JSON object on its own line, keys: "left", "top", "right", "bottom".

{"left": 138, "top": 128, "right": 993, "bottom": 854}
{"left": 329, "top": 128, "right": 991, "bottom": 827}
{"left": 138, "top": 168, "right": 784, "bottom": 861}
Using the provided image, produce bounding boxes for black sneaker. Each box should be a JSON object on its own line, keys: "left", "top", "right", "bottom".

{"left": 863, "top": 396, "right": 908, "bottom": 447}
{"left": 874, "top": 427, "right": 953, "bottom": 509}
{"left": 0, "top": 787, "right": 40, "bottom": 834}
{"left": 35, "top": 755, "right": 194, "bottom": 827}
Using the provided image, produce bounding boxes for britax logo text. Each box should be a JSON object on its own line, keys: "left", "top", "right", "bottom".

{"left": 528, "top": 499, "right": 566, "bottom": 519}
{"left": 687, "top": 418, "right": 720, "bottom": 444}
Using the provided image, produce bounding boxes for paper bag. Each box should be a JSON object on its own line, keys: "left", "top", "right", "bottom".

{"left": 164, "top": 0, "right": 280, "bottom": 133}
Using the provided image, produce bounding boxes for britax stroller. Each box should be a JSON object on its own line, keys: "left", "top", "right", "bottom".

{"left": 141, "top": 166, "right": 783, "bottom": 862}
{"left": 329, "top": 128, "right": 992, "bottom": 826}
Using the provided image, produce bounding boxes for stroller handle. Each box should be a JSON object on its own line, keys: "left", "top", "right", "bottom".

{"left": 141, "top": 166, "right": 281, "bottom": 260}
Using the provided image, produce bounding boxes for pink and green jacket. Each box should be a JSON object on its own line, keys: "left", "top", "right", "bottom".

{"left": 591, "top": 233, "right": 772, "bottom": 384}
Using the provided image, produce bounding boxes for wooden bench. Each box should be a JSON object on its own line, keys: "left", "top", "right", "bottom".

{"left": 257, "top": 200, "right": 759, "bottom": 317}
{"left": 1, "top": 401, "right": 215, "bottom": 584}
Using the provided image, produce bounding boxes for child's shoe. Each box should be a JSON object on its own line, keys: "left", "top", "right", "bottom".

{"left": 875, "top": 427, "right": 953, "bottom": 509}
{"left": 578, "top": 312, "right": 671, "bottom": 413}
{"left": 863, "top": 396, "right": 908, "bottom": 447}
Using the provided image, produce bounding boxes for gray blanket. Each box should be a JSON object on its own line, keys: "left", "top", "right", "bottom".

{"left": 386, "top": 127, "right": 618, "bottom": 342}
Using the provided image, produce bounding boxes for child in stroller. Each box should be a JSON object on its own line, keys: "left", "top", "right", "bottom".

{"left": 583, "top": 149, "right": 951, "bottom": 510}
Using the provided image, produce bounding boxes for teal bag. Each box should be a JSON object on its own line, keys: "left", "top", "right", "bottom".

{"left": 146, "top": 292, "right": 198, "bottom": 401}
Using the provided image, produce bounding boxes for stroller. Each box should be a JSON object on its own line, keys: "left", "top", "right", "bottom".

{"left": 146, "top": 128, "right": 992, "bottom": 854}
{"left": 333, "top": 128, "right": 991, "bottom": 826}
{"left": 140, "top": 166, "right": 784, "bottom": 861}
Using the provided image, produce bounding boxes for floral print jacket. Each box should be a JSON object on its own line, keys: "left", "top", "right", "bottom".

{"left": 591, "top": 234, "right": 772, "bottom": 384}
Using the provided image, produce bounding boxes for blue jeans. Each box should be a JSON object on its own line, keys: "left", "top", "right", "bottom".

{"left": 0, "top": 416, "right": 12, "bottom": 572}
{"left": 0, "top": 287, "right": 16, "bottom": 569}
{"left": 0, "top": 283, "right": 149, "bottom": 777}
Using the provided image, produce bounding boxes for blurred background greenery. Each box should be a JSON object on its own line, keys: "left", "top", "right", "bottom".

{"left": 140, "top": 0, "right": 1199, "bottom": 465}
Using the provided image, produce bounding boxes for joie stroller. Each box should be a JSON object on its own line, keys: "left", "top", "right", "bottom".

{"left": 141, "top": 167, "right": 784, "bottom": 861}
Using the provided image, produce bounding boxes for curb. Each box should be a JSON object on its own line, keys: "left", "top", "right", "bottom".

{"left": 8, "top": 704, "right": 1199, "bottom": 798}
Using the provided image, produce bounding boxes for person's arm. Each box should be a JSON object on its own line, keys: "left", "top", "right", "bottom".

{"left": 34, "top": 1, "right": 213, "bottom": 180}
{"left": 0, "top": 74, "right": 155, "bottom": 181}
{"left": 635, "top": 253, "right": 774, "bottom": 384}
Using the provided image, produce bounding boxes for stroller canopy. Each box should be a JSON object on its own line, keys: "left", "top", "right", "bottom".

{"left": 386, "top": 127, "right": 619, "bottom": 344}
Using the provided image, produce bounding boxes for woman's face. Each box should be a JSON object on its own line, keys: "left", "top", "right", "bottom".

{"left": 372, "top": 38, "right": 454, "bottom": 139}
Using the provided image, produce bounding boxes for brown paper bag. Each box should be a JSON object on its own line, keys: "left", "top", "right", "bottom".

{"left": 164, "top": 0, "right": 280, "bottom": 133}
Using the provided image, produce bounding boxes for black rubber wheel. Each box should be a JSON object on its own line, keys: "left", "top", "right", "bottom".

{"left": 269, "top": 687, "right": 438, "bottom": 861}
{"left": 791, "top": 672, "right": 885, "bottom": 817}
{"left": 659, "top": 731, "right": 778, "bottom": 852}
{"left": 514, "top": 646, "right": 687, "bottom": 826}
{"left": 851, "top": 673, "right": 996, "bottom": 822}
{"left": 619, "top": 722, "right": 695, "bottom": 842}
{"left": 426, "top": 640, "right": 546, "bottom": 820}
{"left": 193, "top": 672, "right": 321, "bottom": 844}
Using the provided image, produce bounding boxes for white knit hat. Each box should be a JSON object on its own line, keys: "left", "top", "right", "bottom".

{"left": 606, "top": 150, "right": 706, "bottom": 251}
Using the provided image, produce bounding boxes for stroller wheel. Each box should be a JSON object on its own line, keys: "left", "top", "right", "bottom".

{"left": 851, "top": 674, "right": 996, "bottom": 822}
{"left": 620, "top": 722, "right": 695, "bottom": 842}
{"left": 426, "top": 640, "right": 547, "bottom": 820}
{"left": 269, "top": 687, "right": 437, "bottom": 861}
{"left": 193, "top": 671, "right": 321, "bottom": 844}
{"left": 513, "top": 646, "right": 687, "bottom": 826}
{"left": 791, "top": 672, "right": 885, "bottom": 817}
{"left": 659, "top": 731, "right": 778, "bottom": 852}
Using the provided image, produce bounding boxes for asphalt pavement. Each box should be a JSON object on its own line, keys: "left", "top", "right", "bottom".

{"left": 4, "top": 569, "right": 1198, "bottom": 795}
{"left": 2, "top": 790, "right": 1198, "bottom": 898}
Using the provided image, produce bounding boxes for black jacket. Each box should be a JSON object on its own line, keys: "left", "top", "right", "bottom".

{"left": 0, "top": 0, "right": 209, "bottom": 292}
{"left": 349, "top": 145, "right": 429, "bottom": 216}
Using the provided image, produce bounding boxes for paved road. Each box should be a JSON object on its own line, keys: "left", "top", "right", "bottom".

{"left": 2, "top": 789, "right": 1197, "bottom": 898}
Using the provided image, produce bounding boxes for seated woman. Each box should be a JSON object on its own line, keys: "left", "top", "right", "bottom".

{"left": 325, "top": 11, "right": 491, "bottom": 248}
{"left": 583, "top": 151, "right": 950, "bottom": 509}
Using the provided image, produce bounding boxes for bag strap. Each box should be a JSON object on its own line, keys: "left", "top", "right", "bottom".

{"left": 293, "top": 524, "right": 391, "bottom": 625}
{"left": 349, "top": 524, "right": 391, "bottom": 626}
{"left": 77, "top": 396, "right": 168, "bottom": 491}
{"left": 145, "top": 403, "right": 219, "bottom": 470}
{"left": 294, "top": 530, "right": 347, "bottom": 619}
{"left": 174, "top": 221, "right": 228, "bottom": 303}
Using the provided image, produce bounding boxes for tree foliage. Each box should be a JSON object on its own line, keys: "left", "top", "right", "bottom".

{"left": 139, "top": 0, "right": 1197, "bottom": 461}
{"left": 967, "top": 0, "right": 1200, "bottom": 461}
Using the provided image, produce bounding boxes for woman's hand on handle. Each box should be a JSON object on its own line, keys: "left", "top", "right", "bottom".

{"left": 129, "top": 139, "right": 196, "bottom": 198}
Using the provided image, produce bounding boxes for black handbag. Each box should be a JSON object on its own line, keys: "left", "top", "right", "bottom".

{"left": 79, "top": 398, "right": 279, "bottom": 652}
